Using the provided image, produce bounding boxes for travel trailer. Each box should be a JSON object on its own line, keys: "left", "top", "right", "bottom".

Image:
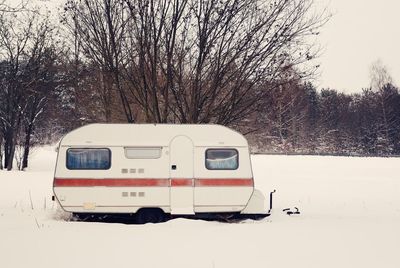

{"left": 53, "top": 124, "right": 271, "bottom": 223}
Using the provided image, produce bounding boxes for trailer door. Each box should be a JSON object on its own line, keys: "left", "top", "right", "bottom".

{"left": 169, "top": 135, "right": 195, "bottom": 215}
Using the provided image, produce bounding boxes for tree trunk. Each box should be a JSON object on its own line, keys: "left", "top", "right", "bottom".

{"left": 3, "top": 128, "right": 16, "bottom": 171}
{"left": 6, "top": 145, "right": 15, "bottom": 170}
{"left": 6, "top": 142, "right": 15, "bottom": 171}
{"left": 0, "top": 139, "right": 3, "bottom": 170}
{"left": 22, "top": 123, "right": 33, "bottom": 170}
{"left": 4, "top": 135, "right": 10, "bottom": 170}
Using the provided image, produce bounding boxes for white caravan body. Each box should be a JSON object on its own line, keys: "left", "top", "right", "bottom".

{"left": 53, "top": 124, "right": 267, "bottom": 216}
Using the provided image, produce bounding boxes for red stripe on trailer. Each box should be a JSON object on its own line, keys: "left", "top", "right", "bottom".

{"left": 171, "top": 179, "right": 193, "bottom": 186}
{"left": 54, "top": 178, "right": 169, "bottom": 187}
{"left": 195, "top": 178, "right": 253, "bottom": 187}
{"left": 54, "top": 178, "right": 253, "bottom": 187}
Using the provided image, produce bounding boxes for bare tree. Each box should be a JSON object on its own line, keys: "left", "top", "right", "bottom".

{"left": 64, "top": 0, "right": 329, "bottom": 125}
{"left": 63, "top": 0, "right": 135, "bottom": 122}
{"left": 369, "top": 60, "right": 398, "bottom": 153}
{"left": 20, "top": 21, "right": 58, "bottom": 170}
{"left": 370, "top": 60, "right": 393, "bottom": 91}
{"left": 123, "top": 0, "right": 190, "bottom": 122}
{"left": 125, "top": 0, "right": 328, "bottom": 124}
{"left": 250, "top": 70, "right": 316, "bottom": 152}
{"left": 0, "top": 12, "right": 34, "bottom": 170}
{"left": 0, "top": 10, "right": 57, "bottom": 170}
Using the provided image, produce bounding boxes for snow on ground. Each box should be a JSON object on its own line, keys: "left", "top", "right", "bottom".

{"left": 1, "top": 147, "right": 400, "bottom": 268}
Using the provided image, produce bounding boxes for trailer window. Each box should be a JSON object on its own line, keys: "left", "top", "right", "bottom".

{"left": 205, "top": 149, "right": 238, "bottom": 170}
{"left": 66, "top": 148, "right": 111, "bottom": 170}
{"left": 125, "top": 147, "right": 162, "bottom": 159}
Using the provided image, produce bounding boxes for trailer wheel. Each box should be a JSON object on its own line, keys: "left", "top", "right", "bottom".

{"left": 135, "top": 208, "right": 165, "bottom": 224}
{"left": 72, "top": 213, "right": 90, "bottom": 221}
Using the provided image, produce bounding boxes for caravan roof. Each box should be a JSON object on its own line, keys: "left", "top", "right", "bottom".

{"left": 60, "top": 124, "right": 248, "bottom": 147}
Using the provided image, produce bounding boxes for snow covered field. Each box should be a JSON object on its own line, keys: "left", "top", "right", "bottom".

{"left": 1, "top": 147, "right": 399, "bottom": 268}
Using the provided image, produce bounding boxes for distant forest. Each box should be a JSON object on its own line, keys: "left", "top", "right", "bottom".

{"left": 0, "top": 0, "right": 399, "bottom": 170}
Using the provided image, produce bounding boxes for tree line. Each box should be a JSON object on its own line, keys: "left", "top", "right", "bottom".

{"left": 249, "top": 65, "right": 400, "bottom": 155}
{"left": 0, "top": 0, "right": 398, "bottom": 171}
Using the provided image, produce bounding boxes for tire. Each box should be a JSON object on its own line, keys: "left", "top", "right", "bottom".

{"left": 135, "top": 208, "right": 165, "bottom": 224}
{"left": 71, "top": 213, "right": 87, "bottom": 221}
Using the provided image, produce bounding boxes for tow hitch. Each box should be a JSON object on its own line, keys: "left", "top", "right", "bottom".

{"left": 268, "top": 190, "right": 276, "bottom": 214}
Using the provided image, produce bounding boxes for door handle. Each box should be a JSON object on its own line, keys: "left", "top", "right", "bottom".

{"left": 171, "top": 165, "right": 177, "bottom": 170}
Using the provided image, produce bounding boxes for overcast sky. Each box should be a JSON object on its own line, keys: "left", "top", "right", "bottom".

{"left": 317, "top": 0, "right": 400, "bottom": 93}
